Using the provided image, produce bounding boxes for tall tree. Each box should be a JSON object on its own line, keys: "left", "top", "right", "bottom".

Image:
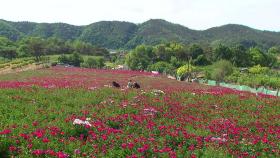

{"left": 26, "top": 37, "right": 46, "bottom": 61}
{"left": 214, "top": 44, "right": 232, "bottom": 61}
{"left": 125, "top": 45, "right": 154, "bottom": 70}
{"left": 249, "top": 47, "right": 266, "bottom": 66}
{"left": 230, "top": 45, "right": 250, "bottom": 67}
{"left": 0, "top": 36, "right": 17, "bottom": 59}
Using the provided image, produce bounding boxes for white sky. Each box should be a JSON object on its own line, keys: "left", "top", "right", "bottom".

{"left": 0, "top": 0, "right": 279, "bottom": 31}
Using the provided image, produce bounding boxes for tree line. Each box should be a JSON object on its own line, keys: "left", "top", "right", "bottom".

{"left": 125, "top": 43, "right": 280, "bottom": 72}
{"left": 0, "top": 36, "right": 109, "bottom": 61}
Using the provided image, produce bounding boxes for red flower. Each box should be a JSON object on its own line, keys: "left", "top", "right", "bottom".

{"left": 121, "top": 143, "right": 127, "bottom": 149}
{"left": 101, "top": 134, "right": 107, "bottom": 141}
{"left": 32, "top": 121, "right": 39, "bottom": 126}
{"left": 42, "top": 137, "right": 50, "bottom": 143}
{"left": 32, "top": 149, "right": 44, "bottom": 156}
{"left": 0, "top": 129, "right": 11, "bottom": 135}
{"left": 9, "top": 146, "right": 17, "bottom": 152}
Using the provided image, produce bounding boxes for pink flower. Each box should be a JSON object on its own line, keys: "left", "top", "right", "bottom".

{"left": 0, "top": 129, "right": 11, "bottom": 135}
{"left": 74, "top": 149, "right": 81, "bottom": 154}
{"left": 9, "top": 146, "right": 17, "bottom": 152}
{"left": 32, "top": 149, "right": 44, "bottom": 156}
{"left": 56, "top": 151, "right": 69, "bottom": 158}
{"left": 32, "top": 121, "right": 39, "bottom": 126}
{"left": 42, "top": 137, "right": 50, "bottom": 143}
{"left": 101, "top": 134, "right": 107, "bottom": 141}
{"left": 121, "top": 143, "right": 127, "bottom": 149}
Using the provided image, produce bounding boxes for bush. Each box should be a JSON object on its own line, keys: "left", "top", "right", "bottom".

{"left": 83, "top": 57, "right": 105, "bottom": 68}
{"left": 51, "top": 62, "right": 57, "bottom": 66}
{"left": 176, "top": 64, "right": 196, "bottom": 80}
{"left": 248, "top": 65, "right": 269, "bottom": 74}
{"left": 58, "top": 54, "right": 69, "bottom": 64}
{"left": 211, "top": 60, "right": 234, "bottom": 82}
{"left": 193, "top": 55, "right": 211, "bottom": 66}
{"left": 147, "top": 61, "right": 175, "bottom": 74}
{"left": 58, "top": 53, "right": 84, "bottom": 67}
{"left": 69, "top": 52, "right": 84, "bottom": 67}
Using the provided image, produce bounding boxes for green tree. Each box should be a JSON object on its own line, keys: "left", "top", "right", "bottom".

{"left": 193, "top": 55, "right": 211, "bottom": 66}
{"left": 268, "top": 46, "right": 280, "bottom": 55}
{"left": 170, "top": 56, "right": 182, "bottom": 68}
{"left": 58, "top": 54, "right": 69, "bottom": 64}
{"left": 26, "top": 37, "right": 46, "bottom": 61}
{"left": 0, "top": 36, "right": 17, "bottom": 59}
{"left": 249, "top": 47, "right": 266, "bottom": 66}
{"left": 211, "top": 60, "right": 234, "bottom": 83}
{"left": 125, "top": 45, "right": 154, "bottom": 70}
{"left": 147, "top": 61, "right": 175, "bottom": 74}
{"left": 176, "top": 64, "right": 196, "bottom": 81}
{"left": 189, "top": 44, "right": 204, "bottom": 59}
{"left": 230, "top": 45, "right": 250, "bottom": 67}
{"left": 69, "top": 52, "right": 84, "bottom": 67}
{"left": 214, "top": 44, "right": 232, "bottom": 61}
{"left": 84, "top": 57, "right": 105, "bottom": 68}
{"left": 153, "top": 44, "right": 172, "bottom": 62}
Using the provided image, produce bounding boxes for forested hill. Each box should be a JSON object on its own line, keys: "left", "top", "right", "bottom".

{"left": 1, "top": 19, "right": 280, "bottom": 49}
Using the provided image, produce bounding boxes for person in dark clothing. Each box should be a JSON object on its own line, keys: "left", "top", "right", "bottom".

{"left": 112, "top": 81, "right": 120, "bottom": 88}
{"left": 133, "top": 82, "right": 140, "bottom": 89}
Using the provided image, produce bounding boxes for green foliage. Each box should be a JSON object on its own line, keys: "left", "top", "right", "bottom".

{"left": 58, "top": 53, "right": 84, "bottom": 67}
{"left": 176, "top": 64, "right": 195, "bottom": 78}
{"left": 68, "top": 52, "right": 84, "bottom": 67}
{"left": 80, "top": 21, "right": 137, "bottom": 49}
{"left": 268, "top": 46, "right": 280, "bottom": 54}
{"left": 24, "top": 37, "right": 46, "bottom": 61}
{"left": 125, "top": 45, "right": 154, "bottom": 70}
{"left": 58, "top": 54, "right": 69, "bottom": 64}
{"left": 248, "top": 65, "right": 269, "bottom": 74}
{"left": 83, "top": 57, "right": 105, "bottom": 68}
{"left": 2, "top": 19, "right": 280, "bottom": 50}
{"left": 249, "top": 47, "right": 266, "bottom": 66}
{"left": 193, "top": 55, "right": 211, "bottom": 66}
{"left": 214, "top": 44, "right": 232, "bottom": 61}
{"left": 147, "top": 61, "right": 175, "bottom": 74}
{"left": 230, "top": 45, "right": 251, "bottom": 67}
{"left": 0, "top": 36, "right": 17, "bottom": 59}
{"left": 189, "top": 44, "right": 204, "bottom": 59}
{"left": 211, "top": 60, "right": 234, "bottom": 82}
{"left": 170, "top": 56, "right": 183, "bottom": 68}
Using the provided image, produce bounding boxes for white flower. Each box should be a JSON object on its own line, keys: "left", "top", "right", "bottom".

{"left": 210, "top": 137, "right": 227, "bottom": 142}
{"left": 152, "top": 89, "right": 165, "bottom": 96}
{"left": 73, "top": 119, "right": 92, "bottom": 127}
{"left": 143, "top": 108, "right": 158, "bottom": 116}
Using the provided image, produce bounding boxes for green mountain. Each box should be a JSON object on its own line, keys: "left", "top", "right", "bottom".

{"left": 125, "top": 19, "right": 202, "bottom": 48}
{"left": 79, "top": 21, "right": 137, "bottom": 49}
{"left": 0, "top": 19, "right": 280, "bottom": 49}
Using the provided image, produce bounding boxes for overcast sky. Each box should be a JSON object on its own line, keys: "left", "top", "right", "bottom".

{"left": 0, "top": 0, "right": 279, "bottom": 31}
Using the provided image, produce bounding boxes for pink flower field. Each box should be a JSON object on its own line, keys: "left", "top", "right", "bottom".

{"left": 0, "top": 66, "right": 279, "bottom": 158}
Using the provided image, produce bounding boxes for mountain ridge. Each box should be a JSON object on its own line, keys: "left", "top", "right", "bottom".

{"left": 0, "top": 19, "right": 280, "bottom": 49}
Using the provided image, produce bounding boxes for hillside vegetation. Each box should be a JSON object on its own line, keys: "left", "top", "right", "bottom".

{"left": 1, "top": 19, "right": 280, "bottom": 49}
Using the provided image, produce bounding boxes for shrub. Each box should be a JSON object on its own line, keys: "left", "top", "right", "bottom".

{"left": 176, "top": 64, "right": 196, "bottom": 80}
{"left": 51, "top": 62, "right": 57, "bottom": 66}
{"left": 83, "top": 57, "right": 105, "bottom": 68}
{"left": 248, "top": 65, "right": 269, "bottom": 74}
{"left": 211, "top": 60, "right": 234, "bottom": 82}
{"left": 147, "top": 61, "right": 175, "bottom": 74}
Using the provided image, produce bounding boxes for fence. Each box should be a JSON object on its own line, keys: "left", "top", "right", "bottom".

{"left": 199, "top": 80, "right": 280, "bottom": 97}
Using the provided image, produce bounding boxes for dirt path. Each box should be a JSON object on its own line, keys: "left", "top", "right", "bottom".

{"left": 0, "top": 64, "right": 44, "bottom": 75}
